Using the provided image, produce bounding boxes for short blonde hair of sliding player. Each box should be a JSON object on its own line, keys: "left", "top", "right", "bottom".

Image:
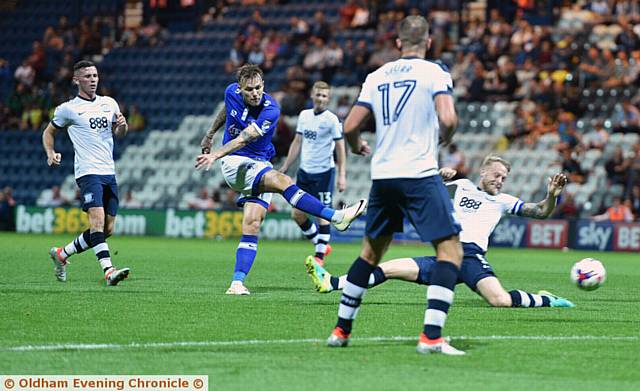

{"left": 481, "top": 155, "right": 512, "bottom": 172}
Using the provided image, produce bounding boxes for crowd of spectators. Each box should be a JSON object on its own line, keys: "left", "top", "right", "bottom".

{"left": 0, "top": 13, "right": 153, "bottom": 132}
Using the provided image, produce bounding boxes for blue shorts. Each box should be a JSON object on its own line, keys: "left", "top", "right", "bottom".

{"left": 76, "top": 174, "right": 119, "bottom": 216}
{"left": 414, "top": 243, "right": 496, "bottom": 291}
{"left": 365, "top": 176, "right": 461, "bottom": 242}
{"left": 296, "top": 168, "right": 335, "bottom": 207}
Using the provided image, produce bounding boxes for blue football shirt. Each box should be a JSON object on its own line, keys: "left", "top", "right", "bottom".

{"left": 222, "top": 83, "right": 280, "bottom": 161}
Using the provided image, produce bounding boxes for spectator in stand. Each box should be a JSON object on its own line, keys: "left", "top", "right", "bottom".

{"left": 367, "top": 39, "right": 400, "bottom": 72}
{"left": 246, "top": 42, "right": 265, "bottom": 67}
{"left": 350, "top": 1, "right": 370, "bottom": 28}
{"left": 552, "top": 192, "right": 580, "bottom": 219}
{"left": 14, "top": 59, "right": 36, "bottom": 87}
{"left": 324, "top": 40, "right": 344, "bottom": 83}
{"left": 28, "top": 41, "right": 46, "bottom": 79}
{"left": 225, "top": 37, "right": 246, "bottom": 74}
{"left": 303, "top": 38, "right": 328, "bottom": 76}
{"left": 289, "top": 16, "right": 309, "bottom": 46}
{"left": 0, "top": 186, "right": 16, "bottom": 231}
{"left": 188, "top": 187, "right": 216, "bottom": 210}
{"left": 593, "top": 196, "right": 634, "bottom": 222}
{"left": 310, "top": 11, "right": 331, "bottom": 42}
{"left": 467, "top": 62, "right": 486, "bottom": 101}
{"left": 614, "top": 100, "right": 640, "bottom": 133}
{"left": 584, "top": 122, "right": 609, "bottom": 150}
{"left": 579, "top": 47, "right": 606, "bottom": 86}
{"left": 127, "top": 105, "right": 146, "bottom": 132}
{"left": 555, "top": 111, "right": 580, "bottom": 152}
{"left": 120, "top": 190, "right": 142, "bottom": 209}
{"left": 6, "top": 82, "right": 33, "bottom": 126}
{"left": 486, "top": 55, "right": 519, "bottom": 100}
{"left": 561, "top": 149, "right": 586, "bottom": 184}
{"left": 606, "top": 145, "right": 630, "bottom": 187}
{"left": 244, "top": 9, "right": 266, "bottom": 33}
{"left": 37, "top": 185, "right": 70, "bottom": 207}
{"left": 335, "top": 94, "right": 351, "bottom": 121}
{"left": 339, "top": 0, "right": 359, "bottom": 29}
{"left": 262, "top": 29, "right": 281, "bottom": 71}
{"left": 138, "top": 15, "right": 167, "bottom": 47}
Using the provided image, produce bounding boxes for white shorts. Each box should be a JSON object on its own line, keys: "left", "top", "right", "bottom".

{"left": 220, "top": 155, "right": 273, "bottom": 209}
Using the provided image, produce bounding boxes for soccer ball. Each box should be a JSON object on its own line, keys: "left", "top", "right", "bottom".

{"left": 570, "top": 258, "right": 606, "bottom": 291}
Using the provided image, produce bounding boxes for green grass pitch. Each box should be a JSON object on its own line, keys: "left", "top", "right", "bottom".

{"left": 1, "top": 232, "right": 639, "bottom": 390}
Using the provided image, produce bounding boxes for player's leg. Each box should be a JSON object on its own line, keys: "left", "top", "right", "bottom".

{"left": 226, "top": 199, "right": 267, "bottom": 295}
{"left": 328, "top": 179, "right": 401, "bottom": 346}
{"left": 406, "top": 176, "right": 464, "bottom": 355}
{"left": 328, "top": 234, "right": 393, "bottom": 347}
{"left": 100, "top": 176, "right": 129, "bottom": 286}
{"left": 292, "top": 207, "right": 319, "bottom": 252}
{"left": 259, "top": 169, "right": 366, "bottom": 232}
{"left": 313, "top": 169, "right": 335, "bottom": 262}
{"left": 49, "top": 228, "right": 92, "bottom": 282}
{"left": 291, "top": 170, "right": 320, "bottom": 255}
{"left": 476, "top": 278, "right": 574, "bottom": 308}
{"left": 308, "top": 257, "right": 422, "bottom": 292}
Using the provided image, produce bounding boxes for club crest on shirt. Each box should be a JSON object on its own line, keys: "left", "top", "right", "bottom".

{"left": 101, "top": 104, "right": 110, "bottom": 112}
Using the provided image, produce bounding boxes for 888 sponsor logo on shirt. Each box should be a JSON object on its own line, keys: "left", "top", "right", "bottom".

{"left": 459, "top": 196, "right": 482, "bottom": 210}
{"left": 303, "top": 129, "right": 317, "bottom": 140}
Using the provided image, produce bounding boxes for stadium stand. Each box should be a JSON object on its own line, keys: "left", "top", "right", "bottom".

{"left": 1, "top": 0, "right": 639, "bottom": 222}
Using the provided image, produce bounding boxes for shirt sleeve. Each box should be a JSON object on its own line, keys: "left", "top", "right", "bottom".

{"left": 51, "top": 104, "right": 70, "bottom": 129}
{"left": 332, "top": 115, "right": 343, "bottom": 140}
{"left": 250, "top": 104, "right": 280, "bottom": 137}
{"left": 501, "top": 194, "right": 524, "bottom": 216}
{"left": 295, "top": 111, "right": 304, "bottom": 134}
{"left": 354, "top": 74, "right": 373, "bottom": 110}
{"left": 432, "top": 68, "right": 454, "bottom": 98}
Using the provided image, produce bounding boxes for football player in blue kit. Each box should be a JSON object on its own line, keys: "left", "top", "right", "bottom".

{"left": 306, "top": 157, "right": 575, "bottom": 309}
{"left": 197, "top": 65, "right": 366, "bottom": 295}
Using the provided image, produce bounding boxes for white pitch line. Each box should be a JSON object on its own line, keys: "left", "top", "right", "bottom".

{"left": 5, "top": 335, "right": 638, "bottom": 352}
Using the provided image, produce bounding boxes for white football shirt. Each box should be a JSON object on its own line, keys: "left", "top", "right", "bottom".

{"left": 356, "top": 57, "right": 453, "bottom": 179}
{"left": 51, "top": 95, "right": 120, "bottom": 179}
{"left": 450, "top": 178, "right": 523, "bottom": 252}
{"left": 296, "top": 108, "right": 343, "bottom": 174}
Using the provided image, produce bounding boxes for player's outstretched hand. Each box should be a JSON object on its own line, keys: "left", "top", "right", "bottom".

{"left": 548, "top": 173, "right": 567, "bottom": 197}
{"left": 439, "top": 167, "right": 457, "bottom": 180}
{"left": 47, "top": 152, "right": 62, "bottom": 166}
{"left": 351, "top": 139, "right": 371, "bottom": 156}
{"left": 195, "top": 153, "right": 217, "bottom": 171}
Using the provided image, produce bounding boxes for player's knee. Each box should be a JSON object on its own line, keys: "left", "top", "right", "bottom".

{"left": 243, "top": 217, "right": 262, "bottom": 234}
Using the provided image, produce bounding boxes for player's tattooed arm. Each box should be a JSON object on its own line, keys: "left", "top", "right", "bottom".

{"left": 201, "top": 109, "right": 227, "bottom": 153}
{"left": 520, "top": 173, "right": 567, "bottom": 219}
{"left": 195, "top": 124, "right": 261, "bottom": 170}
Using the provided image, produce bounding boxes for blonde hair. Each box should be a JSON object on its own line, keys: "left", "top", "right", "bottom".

{"left": 481, "top": 155, "right": 511, "bottom": 172}
{"left": 312, "top": 81, "right": 331, "bottom": 92}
